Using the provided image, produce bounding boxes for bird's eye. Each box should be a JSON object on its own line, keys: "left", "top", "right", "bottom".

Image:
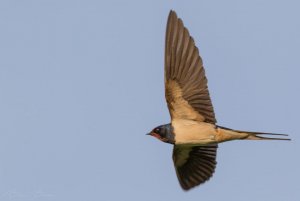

{"left": 155, "top": 128, "right": 160, "bottom": 132}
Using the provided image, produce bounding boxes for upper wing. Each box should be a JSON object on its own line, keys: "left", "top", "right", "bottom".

{"left": 165, "top": 10, "right": 216, "bottom": 124}
{"left": 173, "top": 144, "right": 218, "bottom": 190}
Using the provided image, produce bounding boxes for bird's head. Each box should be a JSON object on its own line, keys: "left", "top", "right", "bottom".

{"left": 147, "top": 124, "right": 175, "bottom": 144}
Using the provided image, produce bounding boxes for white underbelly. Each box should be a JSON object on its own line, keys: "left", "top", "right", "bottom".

{"left": 172, "top": 119, "right": 217, "bottom": 145}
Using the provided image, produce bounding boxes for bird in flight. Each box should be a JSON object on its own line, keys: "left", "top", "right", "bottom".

{"left": 147, "top": 10, "right": 290, "bottom": 191}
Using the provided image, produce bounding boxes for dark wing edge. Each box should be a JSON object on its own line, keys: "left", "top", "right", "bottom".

{"left": 165, "top": 10, "right": 216, "bottom": 124}
{"left": 172, "top": 144, "right": 218, "bottom": 190}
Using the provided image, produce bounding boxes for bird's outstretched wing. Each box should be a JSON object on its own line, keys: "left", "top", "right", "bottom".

{"left": 173, "top": 144, "right": 218, "bottom": 190}
{"left": 165, "top": 10, "right": 216, "bottom": 124}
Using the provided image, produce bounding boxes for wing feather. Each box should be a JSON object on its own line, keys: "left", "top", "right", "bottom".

{"left": 173, "top": 144, "right": 218, "bottom": 190}
{"left": 165, "top": 10, "right": 216, "bottom": 124}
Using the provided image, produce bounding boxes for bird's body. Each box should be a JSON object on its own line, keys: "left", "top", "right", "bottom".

{"left": 147, "top": 10, "right": 290, "bottom": 191}
{"left": 172, "top": 120, "right": 217, "bottom": 145}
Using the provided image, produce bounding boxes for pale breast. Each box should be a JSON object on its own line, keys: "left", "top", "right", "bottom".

{"left": 172, "top": 119, "right": 217, "bottom": 145}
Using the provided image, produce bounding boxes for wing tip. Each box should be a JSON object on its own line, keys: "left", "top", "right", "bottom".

{"left": 169, "top": 10, "right": 176, "bottom": 15}
{"left": 168, "top": 10, "right": 178, "bottom": 22}
{"left": 178, "top": 170, "right": 216, "bottom": 191}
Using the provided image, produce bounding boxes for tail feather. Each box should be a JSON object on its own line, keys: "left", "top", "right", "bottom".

{"left": 246, "top": 134, "right": 291, "bottom": 141}
{"left": 217, "top": 126, "right": 291, "bottom": 141}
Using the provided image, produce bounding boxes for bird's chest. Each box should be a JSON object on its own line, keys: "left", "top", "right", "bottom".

{"left": 172, "top": 119, "right": 217, "bottom": 145}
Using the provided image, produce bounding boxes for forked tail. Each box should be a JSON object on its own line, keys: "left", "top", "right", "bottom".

{"left": 218, "top": 126, "right": 291, "bottom": 141}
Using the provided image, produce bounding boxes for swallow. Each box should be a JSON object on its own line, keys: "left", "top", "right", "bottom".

{"left": 147, "top": 10, "right": 290, "bottom": 191}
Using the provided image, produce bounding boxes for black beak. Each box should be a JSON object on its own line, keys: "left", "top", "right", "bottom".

{"left": 146, "top": 132, "right": 152, "bottom": 136}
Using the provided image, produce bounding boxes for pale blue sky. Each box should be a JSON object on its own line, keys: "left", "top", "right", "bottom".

{"left": 0, "top": 0, "right": 299, "bottom": 201}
